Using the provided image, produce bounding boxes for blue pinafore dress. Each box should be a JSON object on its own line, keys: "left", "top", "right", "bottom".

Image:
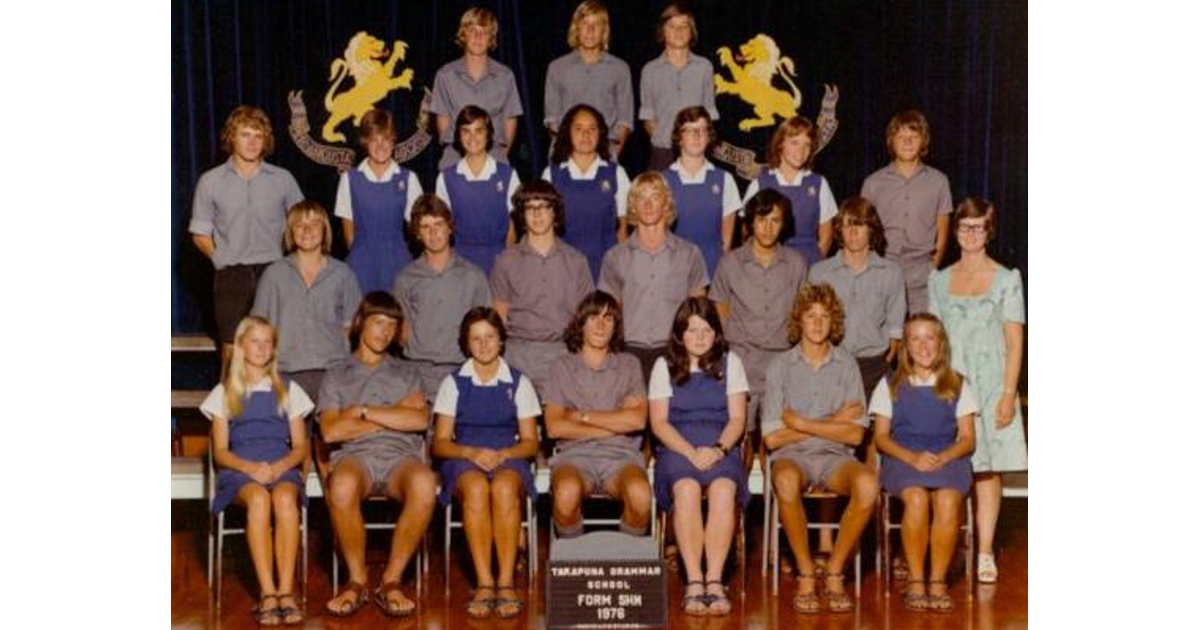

{"left": 553, "top": 163, "right": 618, "bottom": 281}
{"left": 652, "top": 360, "right": 750, "bottom": 512}
{"left": 757, "top": 171, "right": 823, "bottom": 267}
{"left": 437, "top": 368, "right": 536, "bottom": 505}
{"left": 211, "top": 388, "right": 305, "bottom": 513}
{"left": 879, "top": 381, "right": 973, "bottom": 496}
{"left": 442, "top": 162, "right": 514, "bottom": 277}
{"left": 345, "top": 167, "right": 413, "bottom": 293}
{"left": 665, "top": 167, "right": 726, "bottom": 278}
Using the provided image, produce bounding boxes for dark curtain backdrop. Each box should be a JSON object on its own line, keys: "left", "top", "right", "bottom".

{"left": 172, "top": 0, "right": 1027, "bottom": 335}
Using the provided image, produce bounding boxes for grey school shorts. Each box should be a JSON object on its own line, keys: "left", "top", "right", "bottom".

{"left": 769, "top": 445, "right": 856, "bottom": 492}
{"left": 549, "top": 442, "right": 647, "bottom": 496}
{"left": 331, "top": 440, "right": 426, "bottom": 496}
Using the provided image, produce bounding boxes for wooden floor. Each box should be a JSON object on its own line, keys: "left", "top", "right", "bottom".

{"left": 172, "top": 496, "right": 1027, "bottom": 629}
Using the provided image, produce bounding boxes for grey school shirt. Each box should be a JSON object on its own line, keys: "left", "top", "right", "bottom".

{"left": 251, "top": 255, "right": 362, "bottom": 373}
{"left": 188, "top": 159, "right": 304, "bottom": 269}
{"left": 809, "top": 252, "right": 906, "bottom": 358}
{"left": 638, "top": 51, "right": 718, "bottom": 149}
{"left": 709, "top": 244, "right": 807, "bottom": 351}
{"left": 431, "top": 57, "right": 524, "bottom": 148}
{"left": 860, "top": 163, "right": 953, "bottom": 260}
{"left": 318, "top": 354, "right": 426, "bottom": 458}
{"left": 392, "top": 252, "right": 492, "bottom": 365}
{"left": 543, "top": 51, "right": 635, "bottom": 139}
{"left": 490, "top": 239, "right": 595, "bottom": 342}
{"left": 597, "top": 232, "right": 708, "bottom": 348}
{"left": 542, "top": 351, "right": 646, "bottom": 453}
{"left": 760, "top": 344, "right": 867, "bottom": 455}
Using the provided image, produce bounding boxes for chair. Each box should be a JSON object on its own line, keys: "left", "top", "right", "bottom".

{"left": 760, "top": 452, "right": 863, "bottom": 596}
{"left": 876, "top": 490, "right": 975, "bottom": 599}
{"left": 443, "top": 488, "right": 538, "bottom": 596}
{"left": 207, "top": 444, "right": 309, "bottom": 611}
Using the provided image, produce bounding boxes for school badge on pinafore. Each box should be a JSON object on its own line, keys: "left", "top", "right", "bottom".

{"left": 600, "top": 180, "right": 612, "bottom": 192}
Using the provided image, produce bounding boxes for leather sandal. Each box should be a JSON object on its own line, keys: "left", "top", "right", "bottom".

{"left": 494, "top": 585, "right": 524, "bottom": 619}
{"left": 824, "top": 573, "right": 853, "bottom": 613}
{"left": 927, "top": 580, "right": 954, "bottom": 613}
{"left": 978, "top": 553, "right": 998, "bottom": 584}
{"left": 466, "top": 586, "right": 495, "bottom": 619}
{"left": 793, "top": 573, "right": 820, "bottom": 614}
{"left": 374, "top": 580, "right": 416, "bottom": 618}
{"left": 705, "top": 581, "right": 732, "bottom": 616}
{"left": 274, "top": 593, "right": 303, "bottom": 626}
{"left": 902, "top": 579, "right": 928, "bottom": 612}
{"left": 681, "top": 581, "right": 708, "bottom": 616}
{"left": 325, "top": 581, "right": 368, "bottom": 618}
{"left": 252, "top": 594, "right": 281, "bottom": 627}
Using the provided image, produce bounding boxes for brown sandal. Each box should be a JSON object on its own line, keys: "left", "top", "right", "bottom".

{"left": 793, "top": 573, "right": 820, "bottom": 614}
{"left": 252, "top": 594, "right": 281, "bottom": 627}
{"left": 325, "top": 581, "right": 368, "bottom": 618}
{"left": 374, "top": 580, "right": 416, "bottom": 617}
{"left": 274, "top": 593, "right": 303, "bottom": 626}
{"left": 824, "top": 573, "right": 853, "bottom": 613}
{"left": 927, "top": 580, "right": 954, "bottom": 613}
{"left": 902, "top": 579, "right": 928, "bottom": 612}
{"left": 466, "top": 586, "right": 496, "bottom": 619}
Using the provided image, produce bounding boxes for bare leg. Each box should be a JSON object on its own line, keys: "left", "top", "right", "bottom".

{"left": 974, "top": 472, "right": 1002, "bottom": 556}
{"left": 610, "top": 464, "right": 652, "bottom": 533}
{"left": 703, "top": 479, "right": 738, "bottom": 614}
{"left": 772, "top": 460, "right": 815, "bottom": 576}
{"left": 491, "top": 469, "right": 526, "bottom": 617}
{"left": 325, "top": 458, "right": 371, "bottom": 593}
{"left": 672, "top": 479, "right": 705, "bottom": 583}
{"left": 899, "top": 487, "right": 931, "bottom": 584}
{"left": 550, "top": 465, "right": 587, "bottom": 536}
{"left": 456, "top": 470, "right": 495, "bottom": 589}
{"left": 823, "top": 460, "right": 879, "bottom": 575}
{"left": 270, "top": 483, "right": 300, "bottom": 596}
{"left": 235, "top": 483, "right": 278, "bottom": 598}
{"left": 929, "top": 489, "right": 963, "bottom": 584}
{"left": 377, "top": 461, "right": 438, "bottom": 613}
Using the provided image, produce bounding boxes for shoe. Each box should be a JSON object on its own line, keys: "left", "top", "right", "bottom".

{"left": 374, "top": 580, "right": 416, "bottom": 618}
{"left": 681, "top": 581, "right": 708, "bottom": 616}
{"left": 902, "top": 579, "right": 928, "bottom": 612}
{"left": 927, "top": 580, "right": 954, "bottom": 613}
{"left": 792, "top": 573, "right": 820, "bottom": 614}
{"left": 325, "top": 581, "right": 368, "bottom": 618}
{"left": 466, "top": 586, "right": 496, "bottom": 619}
{"left": 252, "top": 594, "right": 281, "bottom": 627}
{"left": 978, "top": 553, "right": 998, "bottom": 583}
{"left": 705, "top": 581, "right": 732, "bottom": 616}
{"left": 824, "top": 573, "right": 853, "bottom": 613}
{"left": 274, "top": 593, "right": 303, "bottom": 626}
{"left": 892, "top": 555, "right": 910, "bottom": 581}
{"left": 495, "top": 585, "right": 524, "bottom": 619}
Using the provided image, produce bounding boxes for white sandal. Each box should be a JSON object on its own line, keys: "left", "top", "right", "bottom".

{"left": 977, "top": 553, "right": 998, "bottom": 583}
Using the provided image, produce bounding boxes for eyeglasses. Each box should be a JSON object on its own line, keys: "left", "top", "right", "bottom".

{"left": 524, "top": 202, "right": 554, "bottom": 214}
{"left": 957, "top": 224, "right": 987, "bottom": 235}
{"left": 679, "top": 126, "right": 708, "bottom": 137}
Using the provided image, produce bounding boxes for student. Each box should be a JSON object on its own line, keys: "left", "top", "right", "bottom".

{"left": 639, "top": 2, "right": 719, "bottom": 172}
{"left": 334, "top": 109, "right": 424, "bottom": 293}
{"left": 431, "top": 6, "right": 523, "bottom": 169}
{"left": 648, "top": 297, "right": 749, "bottom": 616}
{"left": 542, "top": 103, "right": 632, "bottom": 280}
{"left": 598, "top": 171, "right": 708, "bottom": 381}
{"left": 490, "top": 181, "right": 595, "bottom": 395}
{"left": 709, "top": 189, "right": 807, "bottom": 432}
{"left": 544, "top": 0, "right": 635, "bottom": 159}
{"left": 860, "top": 109, "right": 953, "bottom": 314}
{"left": 543, "top": 291, "right": 652, "bottom": 540}
{"left": 252, "top": 200, "right": 362, "bottom": 404}
{"left": 392, "top": 194, "right": 493, "bottom": 403}
{"left": 189, "top": 105, "right": 304, "bottom": 365}
{"left": 928, "top": 198, "right": 1026, "bottom": 586}
{"left": 434, "top": 105, "right": 522, "bottom": 277}
{"left": 761, "top": 283, "right": 878, "bottom": 614}
{"left": 871, "top": 313, "right": 977, "bottom": 613}
{"left": 742, "top": 115, "right": 836, "bottom": 268}
{"left": 432, "top": 308, "right": 541, "bottom": 620}
{"left": 319, "top": 292, "right": 438, "bottom": 618}
{"left": 663, "top": 106, "right": 741, "bottom": 278}
{"left": 201, "top": 316, "right": 312, "bottom": 626}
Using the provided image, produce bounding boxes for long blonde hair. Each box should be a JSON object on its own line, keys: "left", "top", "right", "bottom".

{"left": 890, "top": 313, "right": 962, "bottom": 403}
{"left": 223, "top": 316, "right": 289, "bottom": 418}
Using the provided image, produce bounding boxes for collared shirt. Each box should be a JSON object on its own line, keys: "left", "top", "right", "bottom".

{"left": 760, "top": 344, "right": 867, "bottom": 444}
{"left": 188, "top": 159, "right": 304, "bottom": 269}
{"left": 544, "top": 50, "right": 634, "bottom": 138}
{"left": 334, "top": 159, "right": 424, "bottom": 222}
{"left": 201, "top": 379, "right": 314, "bottom": 421}
{"left": 597, "top": 232, "right": 708, "bottom": 347}
{"left": 318, "top": 354, "right": 426, "bottom": 454}
{"left": 435, "top": 154, "right": 521, "bottom": 212}
{"left": 542, "top": 351, "right": 646, "bottom": 452}
{"left": 868, "top": 374, "right": 979, "bottom": 420}
{"left": 647, "top": 352, "right": 750, "bottom": 401}
{"left": 490, "top": 238, "right": 594, "bottom": 342}
{"left": 392, "top": 253, "right": 492, "bottom": 364}
{"left": 667, "top": 159, "right": 742, "bottom": 217}
{"left": 859, "top": 163, "right": 953, "bottom": 259}
{"left": 709, "top": 244, "right": 807, "bottom": 350}
{"left": 251, "top": 255, "right": 362, "bottom": 372}
{"left": 638, "top": 51, "right": 718, "bottom": 148}
{"left": 431, "top": 57, "right": 524, "bottom": 146}
{"left": 809, "top": 252, "right": 906, "bottom": 357}
{"left": 540, "top": 157, "right": 632, "bottom": 217}
{"left": 742, "top": 168, "right": 837, "bottom": 223}
{"left": 433, "top": 358, "right": 542, "bottom": 418}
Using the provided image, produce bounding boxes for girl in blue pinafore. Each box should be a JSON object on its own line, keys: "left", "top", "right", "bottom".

{"left": 870, "top": 313, "right": 977, "bottom": 613}
{"left": 336, "top": 109, "right": 424, "bottom": 293}
{"left": 200, "top": 316, "right": 314, "bottom": 626}
{"left": 435, "top": 105, "right": 520, "bottom": 277}
{"left": 664, "top": 106, "right": 740, "bottom": 278}
{"left": 432, "top": 307, "right": 541, "bottom": 620}
{"left": 543, "top": 104, "right": 630, "bottom": 281}
{"left": 743, "top": 115, "right": 837, "bottom": 268}
{"left": 648, "top": 297, "right": 749, "bottom": 616}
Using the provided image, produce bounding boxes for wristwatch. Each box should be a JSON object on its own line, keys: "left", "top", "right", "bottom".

{"left": 712, "top": 442, "right": 729, "bottom": 456}
{"left": 359, "top": 405, "right": 368, "bottom": 420}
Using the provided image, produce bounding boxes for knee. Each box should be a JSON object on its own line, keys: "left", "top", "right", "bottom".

{"left": 708, "top": 479, "right": 737, "bottom": 508}
{"left": 672, "top": 479, "right": 702, "bottom": 508}
{"left": 271, "top": 485, "right": 300, "bottom": 518}
{"left": 459, "top": 476, "right": 491, "bottom": 511}
{"left": 407, "top": 468, "right": 439, "bottom": 509}
{"left": 901, "top": 488, "right": 930, "bottom": 514}
{"left": 772, "top": 468, "right": 804, "bottom": 503}
{"left": 490, "top": 477, "right": 520, "bottom": 509}
{"left": 244, "top": 485, "right": 272, "bottom": 515}
{"left": 623, "top": 477, "right": 652, "bottom": 515}
{"left": 553, "top": 477, "right": 584, "bottom": 513}
{"left": 327, "top": 471, "right": 362, "bottom": 510}
{"left": 851, "top": 474, "right": 880, "bottom": 509}
{"left": 933, "top": 493, "right": 962, "bottom": 522}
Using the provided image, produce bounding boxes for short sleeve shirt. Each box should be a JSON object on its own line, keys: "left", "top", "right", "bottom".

{"left": 868, "top": 375, "right": 979, "bottom": 420}
{"left": 433, "top": 358, "right": 542, "bottom": 418}
{"left": 188, "top": 159, "right": 305, "bottom": 269}
{"left": 809, "top": 252, "right": 906, "bottom": 357}
{"left": 334, "top": 159, "right": 424, "bottom": 222}
{"left": 544, "top": 51, "right": 635, "bottom": 138}
{"left": 647, "top": 352, "right": 750, "bottom": 400}
{"left": 709, "top": 244, "right": 807, "bottom": 350}
{"left": 251, "top": 255, "right": 362, "bottom": 372}
{"left": 392, "top": 253, "right": 492, "bottom": 364}
{"left": 318, "top": 354, "right": 426, "bottom": 454}
{"left": 760, "top": 345, "right": 867, "bottom": 452}
{"left": 741, "top": 169, "right": 837, "bottom": 223}
{"left": 597, "top": 232, "right": 709, "bottom": 347}
{"left": 638, "top": 52, "right": 718, "bottom": 148}
{"left": 542, "top": 351, "right": 646, "bottom": 453}
{"left": 860, "top": 163, "right": 953, "bottom": 259}
{"left": 540, "top": 158, "right": 632, "bottom": 218}
{"left": 431, "top": 57, "right": 524, "bottom": 147}
{"left": 667, "top": 160, "right": 742, "bottom": 217}
{"left": 490, "top": 239, "right": 595, "bottom": 342}
{"left": 201, "top": 379, "right": 314, "bottom": 421}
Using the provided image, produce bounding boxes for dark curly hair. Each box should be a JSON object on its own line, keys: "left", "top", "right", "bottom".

{"left": 664, "top": 297, "right": 727, "bottom": 386}
{"left": 551, "top": 104, "right": 611, "bottom": 165}
{"left": 563, "top": 291, "right": 625, "bottom": 353}
{"left": 786, "top": 282, "right": 846, "bottom": 346}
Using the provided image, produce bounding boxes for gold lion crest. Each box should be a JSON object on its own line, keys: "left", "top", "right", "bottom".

{"left": 322, "top": 32, "right": 415, "bottom": 142}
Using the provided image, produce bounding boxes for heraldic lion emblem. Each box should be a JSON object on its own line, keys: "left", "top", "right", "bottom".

{"left": 322, "top": 32, "right": 415, "bottom": 143}
{"left": 714, "top": 34, "right": 803, "bottom": 131}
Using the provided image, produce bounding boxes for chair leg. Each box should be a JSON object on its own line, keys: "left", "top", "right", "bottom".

{"left": 965, "top": 498, "right": 975, "bottom": 600}
{"left": 444, "top": 504, "right": 453, "bottom": 598}
{"left": 215, "top": 512, "right": 224, "bottom": 612}
{"left": 301, "top": 503, "right": 308, "bottom": 605}
{"left": 881, "top": 493, "right": 892, "bottom": 596}
{"left": 771, "top": 493, "right": 780, "bottom": 595}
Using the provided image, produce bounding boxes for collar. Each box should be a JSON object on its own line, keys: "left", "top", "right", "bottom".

{"left": 630, "top": 230, "right": 678, "bottom": 253}
{"left": 457, "top": 358, "right": 515, "bottom": 386}
{"left": 573, "top": 50, "right": 613, "bottom": 65}
{"left": 830, "top": 250, "right": 887, "bottom": 271}
{"left": 222, "top": 157, "right": 277, "bottom": 178}
{"left": 736, "top": 241, "right": 794, "bottom": 269}
{"left": 668, "top": 159, "right": 715, "bottom": 183}
{"left": 560, "top": 156, "right": 609, "bottom": 179}
{"left": 453, "top": 56, "right": 499, "bottom": 80}
{"left": 770, "top": 168, "right": 814, "bottom": 187}
{"left": 656, "top": 50, "right": 699, "bottom": 68}
{"left": 455, "top": 154, "right": 499, "bottom": 181}
{"left": 517, "top": 237, "right": 560, "bottom": 257}
{"left": 356, "top": 159, "right": 401, "bottom": 182}
{"left": 282, "top": 252, "right": 331, "bottom": 278}
{"left": 574, "top": 350, "right": 617, "bottom": 372}
{"left": 884, "top": 162, "right": 928, "bottom": 178}
{"left": 787, "top": 342, "right": 842, "bottom": 371}
{"left": 413, "top": 251, "right": 465, "bottom": 275}
{"left": 907, "top": 372, "right": 938, "bottom": 387}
